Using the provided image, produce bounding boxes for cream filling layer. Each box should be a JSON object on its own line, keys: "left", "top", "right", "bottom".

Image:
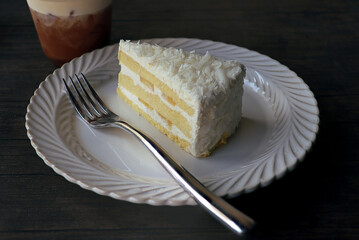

{"left": 119, "top": 87, "right": 190, "bottom": 142}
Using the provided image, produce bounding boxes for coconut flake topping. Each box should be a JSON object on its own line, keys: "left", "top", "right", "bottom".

{"left": 119, "top": 40, "right": 245, "bottom": 102}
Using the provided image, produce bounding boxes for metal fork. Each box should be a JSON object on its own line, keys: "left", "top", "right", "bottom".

{"left": 62, "top": 73, "right": 255, "bottom": 235}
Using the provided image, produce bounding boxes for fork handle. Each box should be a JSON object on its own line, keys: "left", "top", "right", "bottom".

{"left": 111, "top": 120, "right": 255, "bottom": 235}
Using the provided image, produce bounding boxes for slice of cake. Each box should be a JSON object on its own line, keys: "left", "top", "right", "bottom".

{"left": 117, "top": 40, "right": 245, "bottom": 157}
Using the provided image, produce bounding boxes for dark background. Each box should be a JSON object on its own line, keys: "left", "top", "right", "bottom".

{"left": 1, "top": 0, "right": 358, "bottom": 239}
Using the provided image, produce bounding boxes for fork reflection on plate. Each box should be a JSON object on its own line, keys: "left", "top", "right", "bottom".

{"left": 62, "top": 73, "right": 255, "bottom": 235}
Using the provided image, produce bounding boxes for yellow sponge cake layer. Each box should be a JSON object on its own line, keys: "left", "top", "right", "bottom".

{"left": 117, "top": 87, "right": 191, "bottom": 151}
{"left": 118, "top": 73, "right": 192, "bottom": 139}
{"left": 119, "top": 51, "right": 195, "bottom": 117}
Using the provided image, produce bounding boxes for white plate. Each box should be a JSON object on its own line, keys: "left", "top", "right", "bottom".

{"left": 25, "top": 38, "right": 319, "bottom": 206}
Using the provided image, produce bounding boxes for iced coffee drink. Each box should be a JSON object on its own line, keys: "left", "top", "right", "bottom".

{"left": 27, "top": 0, "right": 112, "bottom": 66}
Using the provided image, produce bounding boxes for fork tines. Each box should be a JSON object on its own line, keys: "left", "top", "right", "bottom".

{"left": 62, "top": 73, "right": 108, "bottom": 121}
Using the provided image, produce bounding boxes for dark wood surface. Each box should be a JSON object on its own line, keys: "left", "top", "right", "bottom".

{"left": 1, "top": 0, "right": 358, "bottom": 239}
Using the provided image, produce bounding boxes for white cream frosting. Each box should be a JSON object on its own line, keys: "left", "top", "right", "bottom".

{"left": 118, "top": 40, "right": 245, "bottom": 157}
{"left": 120, "top": 40, "right": 244, "bottom": 105}
{"left": 27, "top": 0, "right": 111, "bottom": 16}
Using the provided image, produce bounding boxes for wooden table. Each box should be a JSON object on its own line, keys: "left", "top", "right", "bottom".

{"left": 1, "top": 0, "right": 358, "bottom": 239}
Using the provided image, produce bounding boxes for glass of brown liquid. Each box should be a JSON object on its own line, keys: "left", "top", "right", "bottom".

{"left": 27, "top": 0, "right": 112, "bottom": 66}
